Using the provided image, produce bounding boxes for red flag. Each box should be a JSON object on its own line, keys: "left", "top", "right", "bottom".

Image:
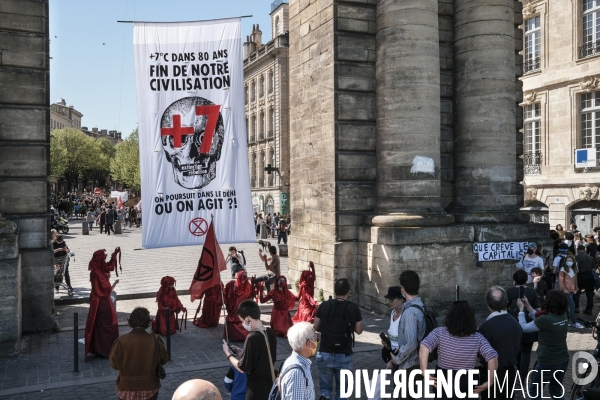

{"left": 189, "top": 220, "right": 227, "bottom": 302}
{"left": 118, "top": 195, "right": 123, "bottom": 209}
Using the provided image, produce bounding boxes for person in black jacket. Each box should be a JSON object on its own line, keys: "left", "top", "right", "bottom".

{"left": 479, "top": 286, "right": 522, "bottom": 400}
{"left": 105, "top": 205, "right": 116, "bottom": 235}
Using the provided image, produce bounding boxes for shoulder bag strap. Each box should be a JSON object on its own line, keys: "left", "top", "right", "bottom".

{"left": 261, "top": 329, "right": 276, "bottom": 383}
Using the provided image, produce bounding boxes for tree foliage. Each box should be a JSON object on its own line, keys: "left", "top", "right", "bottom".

{"left": 110, "top": 129, "right": 140, "bottom": 192}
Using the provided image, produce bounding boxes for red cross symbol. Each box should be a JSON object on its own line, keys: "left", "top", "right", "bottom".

{"left": 161, "top": 114, "right": 194, "bottom": 148}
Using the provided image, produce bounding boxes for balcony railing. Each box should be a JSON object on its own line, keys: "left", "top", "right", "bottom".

{"left": 259, "top": 132, "right": 265, "bottom": 141}
{"left": 259, "top": 179, "right": 265, "bottom": 188}
{"left": 267, "top": 130, "right": 273, "bottom": 138}
{"left": 268, "top": 178, "right": 274, "bottom": 186}
{"left": 251, "top": 178, "right": 256, "bottom": 188}
{"left": 523, "top": 151, "right": 542, "bottom": 175}
{"left": 580, "top": 40, "right": 600, "bottom": 59}
{"left": 523, "top": 56, "right": 540, "bottom": 73}
{"left": 249, "top": 135, "right": 256, "bottom": 143}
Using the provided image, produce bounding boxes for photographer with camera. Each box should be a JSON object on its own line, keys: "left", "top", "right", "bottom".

{"left": 226, "top": 246, "right": 246, "bottom": 279}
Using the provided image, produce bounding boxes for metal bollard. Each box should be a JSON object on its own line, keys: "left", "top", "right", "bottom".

{"left": 455, "top": 285, "right": 460, "bottom": 302}
{"left": 74, "top": 312, "right": 79, "bottom": 372}
{"left": 165, "top": 307, "right": 171, "bottom": 360}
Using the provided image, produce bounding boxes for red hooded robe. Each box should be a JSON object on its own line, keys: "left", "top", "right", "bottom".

{"left": 292, "top": 262, "right": 319, "bottom": 323}
{"left": 84, "top": 248, "right": 121, "bottom": 359}
{"left": 259, "top": 276, "right": 297, "bottom": 338}
{"left": 152, "top": 276, "right": 186, "bottom": 336}
{"left": 223, "top": 271, "right": 252, "bottom": 342}
{"left": 193, "top": 283, "right": 224, "bottom": 328}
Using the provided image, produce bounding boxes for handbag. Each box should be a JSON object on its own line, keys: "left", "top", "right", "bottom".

{"left": 153, "top": 335, "right": 166, "bottom": 380}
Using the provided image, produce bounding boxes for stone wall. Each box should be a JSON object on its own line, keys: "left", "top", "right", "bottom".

{"left": 288, "top": 0, "right": 378, "bottom": 298}
{"left": 0, "top": 0, "right": 53, "bottom": 344}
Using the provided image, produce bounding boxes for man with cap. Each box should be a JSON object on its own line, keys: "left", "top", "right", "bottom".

{"left": 575, "top": 244, "right": 596, "bottom": 314}
{"left": 553, "top": 243, "right": 571, "bottom": 290}
{"left": 519, "top": 242, "right": 545, "bottom": 285}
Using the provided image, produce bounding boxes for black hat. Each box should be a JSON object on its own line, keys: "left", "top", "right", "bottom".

{"left": 384, "top": 286, "right": 405, "bottom": 300}
{"left": 577, "top": 245, "right": 586, "bottom": 251}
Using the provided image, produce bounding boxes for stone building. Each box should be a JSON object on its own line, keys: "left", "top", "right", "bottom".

{"left": 520, "top": 0, "right": 600, "bottom": 233}
{"left": 244, "top": 0, "right": 291, "bottom": 217}
{"left": 0, "top": 0, "right": 52, "bottom": 356}
{"left": 287, "top": 0, "right": 549, "bottom": 313}
{"left": 50, "top": 98, "right": 82, "bottom": 131}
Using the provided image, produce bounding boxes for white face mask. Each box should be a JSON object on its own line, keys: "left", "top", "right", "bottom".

{"left": 242, "top": 319, "right": 252, "bottom": 332}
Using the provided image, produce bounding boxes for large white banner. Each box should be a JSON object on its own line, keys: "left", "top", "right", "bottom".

{"left": 133, "top": 19, "right": 255, "bottom": 248}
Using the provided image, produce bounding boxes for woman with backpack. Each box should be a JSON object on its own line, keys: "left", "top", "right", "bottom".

{"left": 419, "top": 301, "right": 498, "bottom": 399}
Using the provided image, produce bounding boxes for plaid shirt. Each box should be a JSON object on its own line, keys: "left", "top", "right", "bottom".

{"left": 279, "top": 352, "right": 315, "bottom": 400}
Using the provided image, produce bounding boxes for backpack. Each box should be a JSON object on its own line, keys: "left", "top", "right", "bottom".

{"left": 268, "top": 364, "right": 308, "bottom": 400}
{"left": 238, "top": 250, "right": 246, "bottom": 265}
{"left": 319, "top": 300, "right": 354, "bottom": 349}
{"left": 408, "top": 304, "right": 439, "bottom": 362}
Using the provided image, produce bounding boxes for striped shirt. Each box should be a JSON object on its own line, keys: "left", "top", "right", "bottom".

{"left": 279, "top": 352, "right": 315, "bottom": 400}
{"left": 421, "top": 327, "right": 498, "bottom": 370}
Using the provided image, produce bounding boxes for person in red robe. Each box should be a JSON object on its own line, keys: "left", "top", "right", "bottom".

{"left": 152, "top": 276, "right": 187, "bottom": 336}
{"left": 292, "top": 261, "right": 319, "bottom": 323}
{"left": 223, "top": 271, "right": 252, "bottom": 342}
{"left": 193, "top": 283, "right": 223, "bottom": 328}
{"left": 84, "top": 248, "right": 121, "bottom": 359}
{"left": 258, "top": 276, "right": 297, "bottom": 338}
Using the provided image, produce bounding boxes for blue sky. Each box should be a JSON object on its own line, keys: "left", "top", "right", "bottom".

{"left": 49, "top": 0, "right": 275, "bottom": 137}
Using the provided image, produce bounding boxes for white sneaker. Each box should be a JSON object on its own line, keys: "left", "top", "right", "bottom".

{"left": 573, "top": 322, "right": 584, "bottom": 329}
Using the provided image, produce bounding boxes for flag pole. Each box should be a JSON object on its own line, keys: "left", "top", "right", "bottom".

{"left": 212, "top": 213, "right": 230, "bottom": 344}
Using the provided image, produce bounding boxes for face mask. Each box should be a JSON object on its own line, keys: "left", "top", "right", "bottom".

{"left": 242, "top": 319, "right": 252, "bottom": 332}
{"left": 566, "top": 262, "right": 574, "bottom": 267}
{"left": 527, "top": 249, "right": 535, "bottom": 255}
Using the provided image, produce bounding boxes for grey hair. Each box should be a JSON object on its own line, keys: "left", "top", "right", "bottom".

{"left": 485, "top": 286, "right": 508, "bottom": 312}
{"left": 287, "top": 321, "right": 314, "bottom": 352}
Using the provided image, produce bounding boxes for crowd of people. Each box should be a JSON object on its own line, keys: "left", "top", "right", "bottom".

{"left": 254, "top": 212, "right": 291, "bottom": 244}
{"left": 76, "top": 220, "right": 600, "bottom": 400}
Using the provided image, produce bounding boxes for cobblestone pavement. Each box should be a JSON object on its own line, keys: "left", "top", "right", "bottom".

{"left": 3, "top": 223, "right": 600, "bottom": 398}
{"left": 54, "top": 220, "right": 290, "bottom": 301}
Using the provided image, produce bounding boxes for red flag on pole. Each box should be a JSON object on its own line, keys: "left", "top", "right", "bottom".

{"left": 189, "top": 220, "right": 227, "bottom": 302}
{"left": 118, "top": 195, "right": 123, "bottom": 209}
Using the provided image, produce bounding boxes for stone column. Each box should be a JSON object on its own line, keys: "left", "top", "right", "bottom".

{"left": 371, "top": 0, "right": 453, "bottom": 227}
{"left": 452, "top": 0, "right": 527, "bottom": 223}
{"left": 0, "top": 218, "right": 21, "bottom": 356}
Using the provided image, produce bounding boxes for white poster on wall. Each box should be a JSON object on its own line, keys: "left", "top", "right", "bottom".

{"left": 133, "top": 18, "right": 255, "bottom": 248}
{"left": 472, "top": 242, "right": 529, "bottom": 262}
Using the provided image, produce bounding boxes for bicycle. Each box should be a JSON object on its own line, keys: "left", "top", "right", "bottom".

{"left": 570, "top": 318, "right": 600, "bottom": 400}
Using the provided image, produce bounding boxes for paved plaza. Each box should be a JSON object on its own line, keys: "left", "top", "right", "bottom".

{"left": 0, "top": 221, "right": 599, "bottom": 399}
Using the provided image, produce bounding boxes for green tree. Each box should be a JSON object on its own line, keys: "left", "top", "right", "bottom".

{"left": 50, "top": 128, "right": 96, "bottom": 190}
{"left": 111, "top": 129, "right": 140, "bottom": 192}
{"left": 81, "top": 137, "right": 115, "bottom": 187}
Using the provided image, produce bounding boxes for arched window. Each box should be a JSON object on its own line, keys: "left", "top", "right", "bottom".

{"left": 269, "top": 108, "right": 275, "bottom": 137}
{"left": 268, "top": 71, "right": 274, "bottom": 93}
{"left": 260, "top": 111, "right": 265, "bottom": 140}
{"left": 260, "top": 75, "right": 265, "bottom": 97}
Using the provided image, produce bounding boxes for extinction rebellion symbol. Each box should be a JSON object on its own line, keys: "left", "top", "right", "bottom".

{"left": 189, "top": 218, "right": 208, "bottom": 236}
{"left": 194, "top": 248, "right": 214, "bottom": 282}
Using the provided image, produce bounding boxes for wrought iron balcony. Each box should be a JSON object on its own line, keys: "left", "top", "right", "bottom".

{"left": 580, "top": 40, "right": 600, "bottom": 59}
{"left": 523, "top": 56, "right": 540, "bottom": 73}
{"left": 523, "top": 151, "right": 542, "bottom": 175}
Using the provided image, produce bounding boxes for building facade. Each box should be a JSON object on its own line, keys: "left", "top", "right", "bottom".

{"left": 50, "top": 98, "right": 82, "bottom": 130}
{"left": 521, "top": 0, "right": 600, "bottom": 232}
{"left": 287, "top": 0, "right": 549, "bottom": 314}
{"left": 244, "top": 0, "right": 290, "bottom": 217}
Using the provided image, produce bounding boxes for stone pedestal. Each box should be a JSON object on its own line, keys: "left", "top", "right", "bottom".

{"left": 115, "top": 221, "right": 122, "bottom": 235}
{"left": 0, "top": 218, "right": 21, "bottom": 357}
{"left": 81, "top": 222, "right": 89, "bottom": 235}
{"left": 358, "top": 223, "right": 550, "bottom": 314}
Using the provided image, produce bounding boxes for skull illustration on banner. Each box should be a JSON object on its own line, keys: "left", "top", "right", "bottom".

{"left": 160, "top": 97, "right": 225, "bottom": 190}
